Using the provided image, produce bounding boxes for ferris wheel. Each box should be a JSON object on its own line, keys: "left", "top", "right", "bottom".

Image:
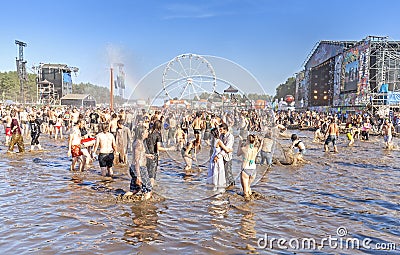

{"left": 162, "top": 53, "right": 217, "bottom": 100}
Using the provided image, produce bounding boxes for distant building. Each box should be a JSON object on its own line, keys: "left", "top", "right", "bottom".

{"left": 60, "top": 94, "right": 96, "bottom": 107}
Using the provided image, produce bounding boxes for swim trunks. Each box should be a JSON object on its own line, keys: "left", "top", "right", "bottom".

{"left": 98, "top": 153, "right": 114, "bottom": 168}
{"left": 5, "top": 127, "right": 12, "bottom": 137}
{"left": 71, "top": 145, "right": 83, "bottom": 157}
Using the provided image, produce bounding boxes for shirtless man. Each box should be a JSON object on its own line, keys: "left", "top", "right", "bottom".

{"left": 93, "top": 123, "right": 117, "bottom": 177}
{"left": 109, "top": 113, "right": 118, "bottom": 137}
{"left": 70, "top": 108, "right": 80, "bottom": 127}
{"left": 324, "top": 117, "right": 339, "bottom": 153}
{"left": 192, "top": 112, "right": 203, "bottom": 141}
{"left": 381, "top": 119, "right": 395, "bottom": 149}
{"left": 48, "top": 107, "right": 57, "bottom": 137}
{"left": 68, "top": 119, "right": 86, "bottom": 171}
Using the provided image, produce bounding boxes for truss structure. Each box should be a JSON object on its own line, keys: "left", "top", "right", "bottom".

{"left": 367, "top": 36, "right": 400, "bottom": 112}
{"left": 37, "top": 80, "right": 58, "bottom": 105}
{"left": 368, "top": 36, "right": 400, "bottom": 92}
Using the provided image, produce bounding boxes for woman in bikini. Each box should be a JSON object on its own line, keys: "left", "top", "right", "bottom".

{"left": 237, "top": 134, "right": 260, "bottom": 200}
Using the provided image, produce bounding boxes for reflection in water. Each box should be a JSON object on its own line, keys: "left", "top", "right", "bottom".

{"left": 0, "top": 133, "right": 399, "bottom": 254}
{"left": 238, "top": 211, "right": 256, "bottom": 240}
{"left": 124, "top": 203, "right": 160, "bottom": 245}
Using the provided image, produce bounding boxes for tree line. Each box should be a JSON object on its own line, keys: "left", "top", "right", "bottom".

{"left": 0, "top": 70, "right": 296, "bottom": 105}
{"left": 0, "top": 71, "right": 123, "bottom": 104}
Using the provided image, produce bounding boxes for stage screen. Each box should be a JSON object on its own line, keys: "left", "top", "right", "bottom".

{"left": 341, "top": 40, "right": 369, "bottom": 94}
{"left": 343, "top": 60, "right": 359, "bottom": 91}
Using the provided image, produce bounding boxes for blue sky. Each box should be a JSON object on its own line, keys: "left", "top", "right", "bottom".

{"left": 1, "top": 0, "right": 400, "bottom": 97}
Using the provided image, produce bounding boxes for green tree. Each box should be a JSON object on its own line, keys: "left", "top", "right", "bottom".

{"left": 274, "top": 77, "right": 296, "bottom": 101}
{"left": 0, "top": 72, "right": 18, "bottom": 101}
{"left": 0, "top": 71, "right": 37, "bottom": 103}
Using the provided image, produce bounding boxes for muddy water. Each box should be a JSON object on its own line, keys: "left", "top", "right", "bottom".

{"left": 0, "top": 131, "right": 399, "bottom": 254}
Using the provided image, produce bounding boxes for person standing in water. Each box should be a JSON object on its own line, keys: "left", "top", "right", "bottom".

{"left": 115, "top": 119, "right": 132, "bottom": 165}
{"left": 181, "top": 137, "right": 201, "bottom": 171}
{"left": 324, "top": 117, "right": 339, "bottom": 153}
{"left": 7, "top": 110, "right": 25, "bottom": 153}
{"left": 3, "top": 110, "right": 12, "bottom": 146}
{"left": 207, "top": 128, "right": 230, "bottom": 190}
{"left": 216, "top": 123, "right": 235, "bottom": 188}
{"left": 93, "top": 123, "right": 118, "bottom": 177}
{"left": 381, "top": 119, "right": 395, "bottom": 149}
{"left": 126, "top": 126, "right": 154, "bottom": 200}
{"left": 237, "top": 134, "right": 260, "bottom": 200}
{"left": 290, "top": 134, "right": 306, "bottom": 166}
{"left": 259, "top": 131, "right": 274, "bottom": 167}
{"left": 29, "top": 114, "right": 43, "bottom": 151}
{"left": 145, "top": 120, "right": 174, "bottom": 187}
{"left": 68, "top": 119, "right": 86, "bottom": 171}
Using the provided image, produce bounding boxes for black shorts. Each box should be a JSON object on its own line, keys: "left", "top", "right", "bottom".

{"left": 324, "top": 135, "right": 337, "bottom": 146}
{"left": 194, "top": 129, "right": 201, "bottom": 135}
{"left": 98, "top": 153, "right": 114, "bottom": 168}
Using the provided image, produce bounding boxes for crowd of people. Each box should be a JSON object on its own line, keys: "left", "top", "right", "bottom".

{"left": 1, "top": 104, "right": 398, "bottom": 200}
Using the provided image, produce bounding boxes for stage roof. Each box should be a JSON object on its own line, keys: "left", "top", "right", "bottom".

{"left": 60, "top": 94, "right": 92, "bottom": 100}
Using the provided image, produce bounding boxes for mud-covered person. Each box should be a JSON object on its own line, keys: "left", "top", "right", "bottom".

{"left": 145, "top": 120, "right": 175, "bottom": 187}
{"left": 125, "top": 126, "right": 154, "bottom": 200}
{"left": 290, "top": 134, "right": 306, "bottom": 166}
{"left": 7, "top": 110, "right": 25, "bottom": 153}
{"left": 259, "top": 131, "right": 274, "bottom": 167}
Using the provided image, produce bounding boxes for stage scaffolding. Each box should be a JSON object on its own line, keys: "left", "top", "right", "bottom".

{"left": 37, "top": 79, "right": 58, "bottom": 105}
{"left": 367, "top": 36, "right": 400, "bottom": 113}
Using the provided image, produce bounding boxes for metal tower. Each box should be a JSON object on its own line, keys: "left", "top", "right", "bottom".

{"left": 15, "top": 40, "right": 28, "bottom": 104}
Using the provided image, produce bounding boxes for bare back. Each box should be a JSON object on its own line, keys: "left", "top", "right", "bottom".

{"left": 96, "top": 132, "right": 115, "bottom": 153}
{"left": 327, "top": 123, "right": 339, "bottom": 136}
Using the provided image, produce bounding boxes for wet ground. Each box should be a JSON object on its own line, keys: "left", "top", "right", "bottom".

{"left": 0, "top": 131, "right": 399, "bottom": 254}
